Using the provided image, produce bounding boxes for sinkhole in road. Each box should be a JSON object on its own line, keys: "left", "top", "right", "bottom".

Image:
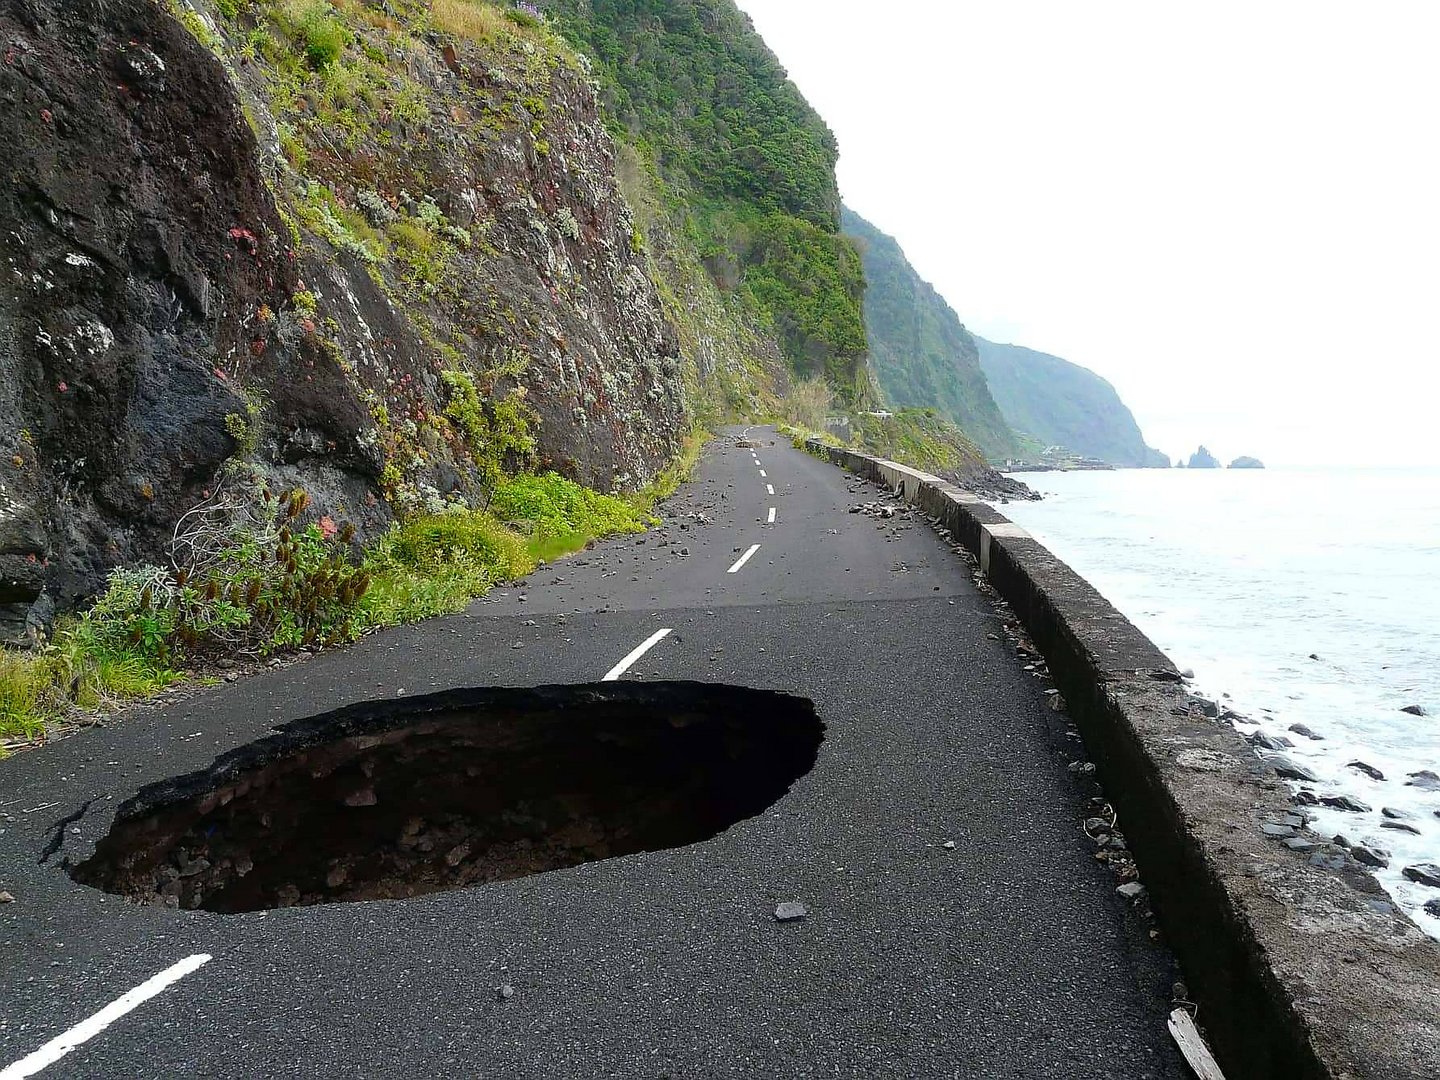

{"left": 72, "top": 682, "right": 823, "bottom": 913}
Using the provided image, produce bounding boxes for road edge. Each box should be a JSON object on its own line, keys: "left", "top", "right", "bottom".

{"left": 808, "top": 439, "right": 1440, "bottom": 1080}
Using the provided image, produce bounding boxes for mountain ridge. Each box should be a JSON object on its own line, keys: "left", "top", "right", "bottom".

{"left": 976, "top": 337, "right": 1169, "bottom": 467}
{"left": 841, "top": 206, "right": 1016, "bottom": 460}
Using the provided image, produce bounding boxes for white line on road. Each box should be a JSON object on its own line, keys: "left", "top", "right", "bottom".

{"left": 727, "top": 544, "right": 761, "bottom": 574}
{"left": 767, "top": 507, "right": 777, "bottom": 524}
{"left": 766, "top": 484, "right": 775, "bottom": 495}
{"left": 2, "top": 954, "right": 212, "bottom": 1080}
{"left": 759, "top": 470, "right": 766, "bottom": 477}
{"left": 601, "top": 628, "right": 673, "bottom": 681}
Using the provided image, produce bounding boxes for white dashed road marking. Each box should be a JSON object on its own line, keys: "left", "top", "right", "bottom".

{"left": 767, "top": 507, "right": 777, "bottom": 524}
{"left": 759, "top": 470, "right": 766, "bottom": 477}
{"left": 601, "top": 628, "right": 673, "bottom": 681}
{"left": 766, "top": 484, "right": 775, "bottom": 496}
{"left": 727, "top": 544, "right": 761, "bottom": 574}
{"left": 1, "top": 955, "right": 212, "bottom": 1080}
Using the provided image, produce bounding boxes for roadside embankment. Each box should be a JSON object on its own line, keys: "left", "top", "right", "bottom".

{"left": 808, "top": 440, "right": 1440, "bottom": 1080}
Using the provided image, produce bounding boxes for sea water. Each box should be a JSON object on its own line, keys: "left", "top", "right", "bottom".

{"left": 997, "top": 466, "right": 1440, "bottom": 934}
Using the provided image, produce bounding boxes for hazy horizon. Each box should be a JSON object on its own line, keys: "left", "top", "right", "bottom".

{"left": 735, "top": 1, "right": 1440, "bottom": 467}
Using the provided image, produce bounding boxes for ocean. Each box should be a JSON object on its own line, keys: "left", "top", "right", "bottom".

{"left": 996, "top": 465, "right": 1440, "bottom": 934}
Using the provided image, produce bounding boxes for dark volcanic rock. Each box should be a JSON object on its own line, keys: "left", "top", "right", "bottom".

{"left": 1265, "top": 755, "right": 1319, "bottom": 782}
{"left": 1344, "top": 761, "right": 1386, "bottom": 782}
{"left": 0, "top": 0, "right": 295, "bottom": 612}
{"left": 1247, "top": 732, "right": 1294, "bottom": 752}
{"left": 1407, "top": 770, "right": 1440, "bottom": 791}
{"left": 1349, "top": 846, "right": 1389, "bottom": 870}
{"left": 1382, "top": 821, "right": 1421, "bottom": 836}
{"left": 1400, "top": 704, "right": 1428, "bottom": 717}
{"left": 1287, "top": 723, "right": 1324, "bottom": 741}
{"left": 1319, "top": 795, "right": 1373, "bottom": 814}
{"left": 1402, "top": 864, "right": 1440, "bottom": 888}
{"left": 944, "top": 465, "right": 1038, "bottom": 502}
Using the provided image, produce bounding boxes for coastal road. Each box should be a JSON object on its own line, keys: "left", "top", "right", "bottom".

{"left": 0, "top": 428, "right": 1186, "bottom": 1079}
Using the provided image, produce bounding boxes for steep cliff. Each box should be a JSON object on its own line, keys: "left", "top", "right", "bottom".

{"left": 976, "top": 338, "right": 1169, "bottom": 467}
{"left": 537, "top": 0, "right": 871, "bottom": 400}
{"left": 841, "top": 207, "right": 1015, "bottom": 461}
{"left": 0, "top": 0, "right": 714, "bottom": 635}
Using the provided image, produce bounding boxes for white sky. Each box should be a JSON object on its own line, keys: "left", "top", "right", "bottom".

{"left": 734, "top": 1, "right": 1440, "bottom": 466}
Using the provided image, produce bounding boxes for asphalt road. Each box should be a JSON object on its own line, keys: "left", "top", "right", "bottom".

{"left": 0, "top": 427, "right": 1186, "bottom": 1079}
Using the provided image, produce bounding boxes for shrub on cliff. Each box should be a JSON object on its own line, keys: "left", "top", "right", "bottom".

{"left": 275, "top": 1, "right": 349, "bottom": 69}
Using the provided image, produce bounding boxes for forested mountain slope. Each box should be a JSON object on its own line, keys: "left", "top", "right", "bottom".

{"left": 976, "top": 339, "right": 1169, "bottom": 467}
{"left": 538, "top": 0, "right": 872, "bottom": 400}
{"left": 842, "top": 207, "right": 1014, "bottom": 460}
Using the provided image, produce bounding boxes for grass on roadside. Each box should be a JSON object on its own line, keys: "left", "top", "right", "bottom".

{"left": 0, "top": 441, "right": 710, "bottom": 753}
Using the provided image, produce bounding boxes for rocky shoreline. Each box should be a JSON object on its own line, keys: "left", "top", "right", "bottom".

{"left": 1185, "top": 686, "right": 1440, "bottom": 935}
{"left": 943, "top": 464, "right": 1039, "bottom": 502}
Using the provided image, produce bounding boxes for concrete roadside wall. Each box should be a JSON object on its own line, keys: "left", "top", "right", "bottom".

{"left": 809, "top": 440, "right": 1440, "bottom": 1080}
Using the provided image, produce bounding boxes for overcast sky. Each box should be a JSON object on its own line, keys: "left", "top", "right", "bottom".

{"left": 734, "top": 1, "right": 1440, "bottom": 466}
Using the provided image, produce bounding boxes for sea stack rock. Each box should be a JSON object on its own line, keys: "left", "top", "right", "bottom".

{"left": 1187, "top": 446, "right": 1221, "bottom": 469}
{"left": 1229, "top": 456, "right": 1265, "bottom": 469}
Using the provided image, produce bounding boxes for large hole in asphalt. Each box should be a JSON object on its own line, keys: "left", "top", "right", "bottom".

{"left": 72, "top": 682, "right": 822, "bottom": 913}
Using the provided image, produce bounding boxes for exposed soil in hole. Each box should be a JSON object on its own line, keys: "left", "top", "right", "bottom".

{"left": 72, "top": 682, "right": 822, "bottom": 912}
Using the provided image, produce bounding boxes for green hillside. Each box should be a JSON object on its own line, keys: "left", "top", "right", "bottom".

{"left": 842, "top": 207, "right": 1016, "bottom": 460}
{"left": 976, "top": 339, "right": 1169, "bottom": 467}
{"left": 539, "top": 0, "right": 870, "bottom": 399}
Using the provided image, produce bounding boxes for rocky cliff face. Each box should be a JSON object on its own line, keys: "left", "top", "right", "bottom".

{"left": 0, "top": 0, "right": 691, "bottom": 637}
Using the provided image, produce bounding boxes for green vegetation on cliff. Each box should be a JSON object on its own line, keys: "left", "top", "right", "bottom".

{"left": 841, "top": 207, "right": 1016, "bottom": 460}
{"left": 785, "top": 407, "right": 987, "bottom": 479}
{"left": 976, "top": 339, "right": 1169, "bottom": 467}
{"left": 538, "top": 0, "right": 870, "bottom": 398}
{"left": 0, "top": 471, "right": 661, "bottom": 750}
{"left": 852, "top": 409, "right": 986, "bottom": 475}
